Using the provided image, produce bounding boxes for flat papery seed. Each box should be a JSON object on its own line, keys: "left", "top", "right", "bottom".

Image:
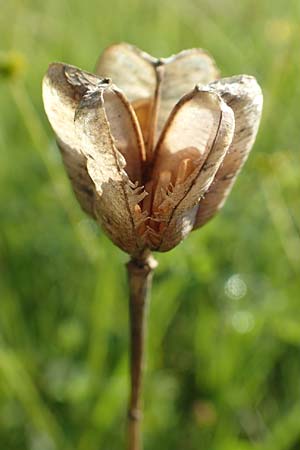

{"left": 96, "top": 44, "right": 220, "bottom": 151}
{"left": 145, "top": 171, "right": 172, "bottom": 237}
{"left": 149, "top": 89, "right": 227, "bottom": 242}
{"left": 174, "top": 158, "right": 196, "bottom": 185}
{"left": 96, "top": 42, "right": 157, "bottom": 104}
{"left": 131, "top": 98, "right": 152, "bottom": 145}
{"left": 152, "top": 170, "right": 172, "bottom": 214}
{"left": 42, "top": 63, "right": 102, "bottom": 218}
{"left": 153, "top": 90, "right": 224, "bottom": 184}
{"left": 142, "top": 180, "right": 154, "bottom": 216}
{"left": 96, "top": 43, "right": 157, "bottom": 157}
{"left": 193, "top": 75, "right": 263, "bottom": 229}
{"left": 156, "top": 93, "right": 235, "bottom": 252}
{"left": 134, "top": 204, "right": 142, "bottom": 214}
{"left": 43, "top": 63, "right": 147, "bottom": 231}
{"left": 102, "top": 87, "right": 146, "bottom": 183}
{"left": 73, "top": 83, "right": 147, "bottom": 255}
{"left": 155, "top": 48, "right": 219, "bottom": 145}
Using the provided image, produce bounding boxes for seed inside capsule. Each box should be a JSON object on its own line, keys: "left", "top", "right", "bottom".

{"left": 152, "top": 170, "right": 172, "bottom": 213}
{"left": 174, "top": 157, "right": 195, "bottom": 185}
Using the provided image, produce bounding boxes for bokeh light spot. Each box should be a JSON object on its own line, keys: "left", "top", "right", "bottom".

{"left": 225, "top": 273, "right": 248, "bottom": 300}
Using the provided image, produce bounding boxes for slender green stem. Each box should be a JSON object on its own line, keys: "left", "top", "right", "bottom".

{"left": 126, "top": 252, "right": 157, "bottom": 450}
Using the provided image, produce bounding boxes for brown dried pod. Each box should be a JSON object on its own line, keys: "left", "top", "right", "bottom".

{"left": 42, "top": 43, "right": 263, "bottom": 450}
{"left": 43, "top": 43, "right": 263, "bottom": 256}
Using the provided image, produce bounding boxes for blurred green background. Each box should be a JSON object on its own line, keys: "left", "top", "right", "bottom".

{"left": 1, "top": 0, "right": 300, "bottom": 449}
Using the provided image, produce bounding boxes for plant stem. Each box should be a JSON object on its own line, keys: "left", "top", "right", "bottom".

{"left": 126, "top": 251, "right": 158, "bottom": 450}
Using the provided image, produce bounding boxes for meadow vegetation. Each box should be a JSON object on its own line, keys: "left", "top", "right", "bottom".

{"left": 1, "top": 0, "right": 300, "bottom": 449}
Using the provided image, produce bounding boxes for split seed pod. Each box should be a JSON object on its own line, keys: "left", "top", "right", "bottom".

{"left": 43, "top": 43, "right": 263, "bottom": 256}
